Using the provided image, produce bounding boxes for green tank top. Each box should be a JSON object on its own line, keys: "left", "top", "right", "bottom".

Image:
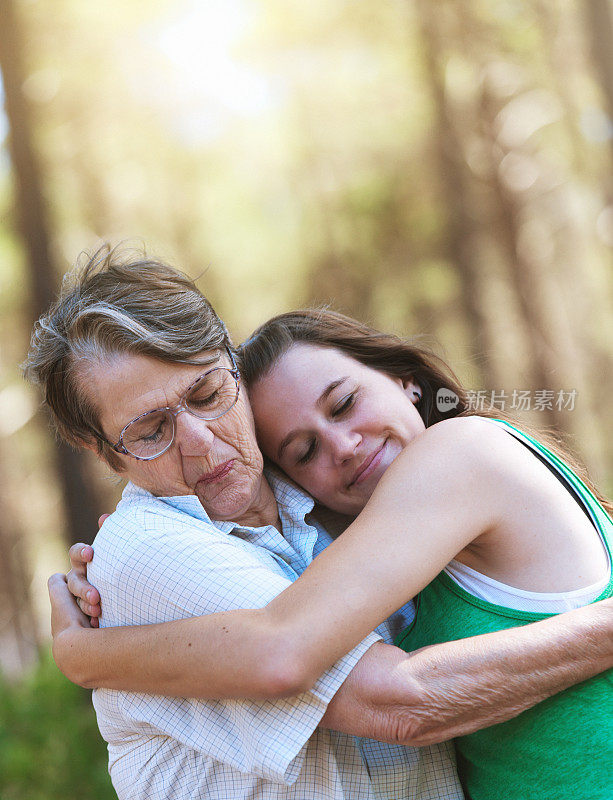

{"left": 395, "top": 419, "right": 613, "bottom": 800}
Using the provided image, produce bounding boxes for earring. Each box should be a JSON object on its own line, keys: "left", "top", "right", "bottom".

{"left": 412, "top": 390, "right": 421, "bottom": 403}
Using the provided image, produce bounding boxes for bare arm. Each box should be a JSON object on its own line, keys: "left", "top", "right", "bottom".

{"left": 57, "top": 419, "right": 497, "bottom": 692}
{"left": 50, "top": 572, "right": 300, "bottom": 698}
{"left": 320, "top": 602, "right": 613, "bottom": 745}
{"left": 51, "top": 572, "right": 613, "bottom": 744}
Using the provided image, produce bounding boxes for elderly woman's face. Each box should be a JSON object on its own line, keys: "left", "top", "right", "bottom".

{"left": 86, "top": 351, "right": 266, "bottom": 521}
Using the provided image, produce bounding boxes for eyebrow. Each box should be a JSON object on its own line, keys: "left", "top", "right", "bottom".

{"left": 276, "top": 377, "right": 348, "bottom": 461}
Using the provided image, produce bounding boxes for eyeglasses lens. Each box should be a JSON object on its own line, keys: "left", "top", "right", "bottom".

{"left": 185, "top": 369, "right": 237, "bottom": 419}
{"left": 123, "top": 410, "right": 173, "bottom": 458}
{"left": 122, "top": 369, "right": 238, "bottom": 458}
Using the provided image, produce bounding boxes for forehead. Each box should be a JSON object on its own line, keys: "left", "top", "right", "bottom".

{"left": 269, "top": 343, "right": 369, "bottom": 385}
{"left": 249, "top": 343, "right": 372, "bottom": 432}
{"left": 83, "top": 349, "right": 221, "bottom": 431}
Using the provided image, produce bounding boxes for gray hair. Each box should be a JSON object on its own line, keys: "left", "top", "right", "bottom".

{"left": 23, "top": 244, "right": 231, "bottom": 470}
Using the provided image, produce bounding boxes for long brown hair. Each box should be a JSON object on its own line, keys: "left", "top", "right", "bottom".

{"left": 239, "top": 308, "right": 613, "bottom": 516}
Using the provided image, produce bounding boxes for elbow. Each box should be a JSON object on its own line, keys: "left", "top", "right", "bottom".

{"left": 254, "top": 629, "right": 320, "bottom": 698}
{"left": 259, "top": 660, "right": 316, "bottom": 698}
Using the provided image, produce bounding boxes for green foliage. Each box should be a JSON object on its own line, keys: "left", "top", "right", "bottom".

{"left": 0, "top": 652, "right": 115, "bottom": 800}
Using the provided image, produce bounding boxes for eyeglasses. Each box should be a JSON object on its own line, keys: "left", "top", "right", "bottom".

{"left": 108, "top": 355, "right": 240, "bottom": 461}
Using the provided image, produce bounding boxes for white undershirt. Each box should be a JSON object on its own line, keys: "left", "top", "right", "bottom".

{"left": 444, "top": 555, "right": 610, "bottom": 613}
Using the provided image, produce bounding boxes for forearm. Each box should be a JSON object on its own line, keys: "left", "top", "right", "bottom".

{"left": 54, "top": 610, "right": 309, "bottom": 699}
{"left": 321, "top": 599, "right": 613, "bottom": 745}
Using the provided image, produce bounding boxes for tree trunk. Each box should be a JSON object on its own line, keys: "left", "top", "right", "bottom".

{"left": 583, "top": 0, "right": 613, "bottom": 167}
{"left": 415, "top": 0, "right": 499, "bottom": 391}
{"left": 0, "top": 446, "right": 40, "bottom": 678}
{"left": 479, "top": 80, "right": 607, "bottom": 474}
{"left": 0, "top": 0, "right": 103, "bottom": 546}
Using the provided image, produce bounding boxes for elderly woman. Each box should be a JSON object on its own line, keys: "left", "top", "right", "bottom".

{"left": 31, "top": 249, "right": 612, "bottom": 800}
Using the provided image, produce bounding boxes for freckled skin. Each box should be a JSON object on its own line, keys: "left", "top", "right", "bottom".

{"left": 248, "top": 343, "right": 425, "bottom": 516}
{"left": 84, "top": 351, "right": 279, "bottom": 528}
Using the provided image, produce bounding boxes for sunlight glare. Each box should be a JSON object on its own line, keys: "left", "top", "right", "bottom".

{"left": 150, "top": 0, "right": 278, "bottom": 142}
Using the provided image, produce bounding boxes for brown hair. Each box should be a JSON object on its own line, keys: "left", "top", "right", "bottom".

{"left": 23, "top": 244, "right": 231, "bottom": 470}
{"left": 239, "top": 308, "right": 612, "bottom": 515}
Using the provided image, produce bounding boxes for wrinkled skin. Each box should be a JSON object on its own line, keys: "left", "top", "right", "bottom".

{"left": 84, "top": 350, "right": 278, "bottom": 528}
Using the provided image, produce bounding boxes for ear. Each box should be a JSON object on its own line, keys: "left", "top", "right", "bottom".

{"left": 402, "top": 378, "right": 422, "bottom": 405}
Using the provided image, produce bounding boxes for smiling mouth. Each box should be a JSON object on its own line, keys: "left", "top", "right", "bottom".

{"left": 196, "top": 460, "right": 234, "bottom": 486}
{"left": 348, "top": 441, "right": 387, "bottom": 487}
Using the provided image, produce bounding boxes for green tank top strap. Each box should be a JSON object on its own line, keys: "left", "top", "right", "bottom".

{"left": 489, "top": 417, "right": 613, "bottom": 556}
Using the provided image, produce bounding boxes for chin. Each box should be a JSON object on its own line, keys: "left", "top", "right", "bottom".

{"left": 196, "top": 484, "right": 251, "bottom": 519}
{"left": 331, "top": 494, "right": 369, "bottom": 517}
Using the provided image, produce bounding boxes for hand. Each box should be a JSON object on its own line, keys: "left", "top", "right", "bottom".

{"left": 65, "top": 517, "right": 107, "bottom": 628}
{"left": 48, "top": 572, "right": 92, "bottom": 638}
{"left": 48, "top": 573, "right": 96, "bottom": 687}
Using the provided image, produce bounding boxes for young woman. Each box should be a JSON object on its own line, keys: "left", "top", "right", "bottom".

{"left": 54, "top": 310, "right": 613, "bottom": 799}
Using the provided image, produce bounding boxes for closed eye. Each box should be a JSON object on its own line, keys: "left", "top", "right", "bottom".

{"left": 138, "top": 423, "right": 165, "bottom": 443}
{"left": 331, "top": 393, "right": 356, "bottom": 417}
{"left": 190, "top": 389, "right": 219, "bottom": 408}
{"left": 297, "top": 439, "right": 317, "bottom": 464}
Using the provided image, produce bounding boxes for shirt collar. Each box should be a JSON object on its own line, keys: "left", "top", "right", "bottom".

{"left": 265, "top": 465, "right": 316, "bottom": 521}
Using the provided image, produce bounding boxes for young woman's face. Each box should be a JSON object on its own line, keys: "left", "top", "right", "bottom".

{"left": 248, "top": 343, "right": 426, "bottom": 514}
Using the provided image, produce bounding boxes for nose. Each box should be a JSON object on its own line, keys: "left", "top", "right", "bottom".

{"left": 327, "top": 427, "right": 361, "bottom": 464}
{"left": 174, "top": 409, "right": 215, "bottom": 456}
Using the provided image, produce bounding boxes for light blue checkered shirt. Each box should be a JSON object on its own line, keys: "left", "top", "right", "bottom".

{"left": 89, "top": 470, "right": 463, "bottom": 799}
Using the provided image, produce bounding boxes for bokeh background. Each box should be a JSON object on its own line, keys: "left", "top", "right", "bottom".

{"left": 1, "top": 1, "right": 612, "bottom": 797}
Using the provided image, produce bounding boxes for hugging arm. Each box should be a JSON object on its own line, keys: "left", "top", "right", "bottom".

{"left": 53, "top": 421, "right": 613, "bottom": 743}
{"left": 319, "top": 603, "right": 613, "bottom": 745}
{"left": 51, "top": 569, "right": 613, "bottom": 746}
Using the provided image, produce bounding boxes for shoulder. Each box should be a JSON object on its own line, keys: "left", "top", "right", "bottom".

{"left": 424, "top": 414, "right": 508, "bottom": 445}
{"left": 89, "top": 489, "right": 293, "bottom": 624}
{"left": 89, "top": 489, "right": 231, "bottom": 589}
{"left": 94, "top": 492, "right": 209, "bottom": 549}
{"left": 401, "top": 415, "right": 510, "bottom": 470}
{"left": 375, "top": 416, "right": 518, "bottom": 508}
{"left": 423, "top": 415, "right": 543, "bottom": 476}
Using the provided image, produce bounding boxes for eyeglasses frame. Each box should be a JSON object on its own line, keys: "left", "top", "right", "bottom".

{"left": 107, "top": 349, "right": 241, "bottom": 461}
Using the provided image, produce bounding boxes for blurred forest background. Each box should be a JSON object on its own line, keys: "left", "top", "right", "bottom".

{"left": 0, "top": 0, "right": 612, "bottom": 797}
